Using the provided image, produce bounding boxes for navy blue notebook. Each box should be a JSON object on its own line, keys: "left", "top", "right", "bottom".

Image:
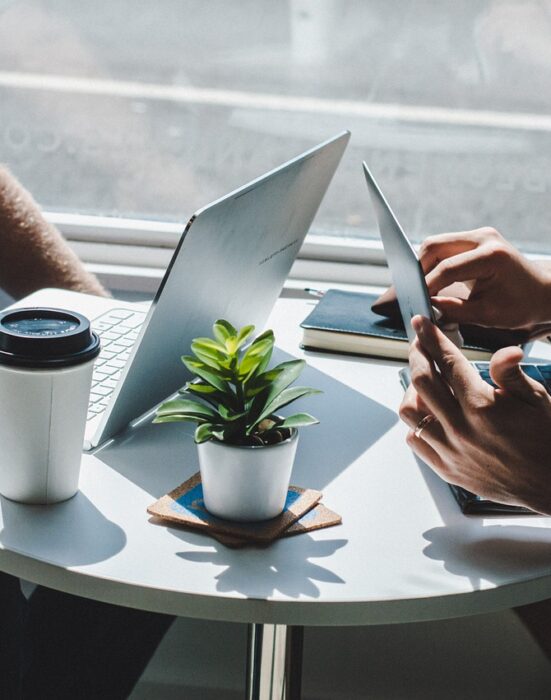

{"left": 300, "top": 289, "right": 526, "bottom": 362}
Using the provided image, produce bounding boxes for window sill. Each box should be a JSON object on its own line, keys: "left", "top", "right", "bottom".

{"left": 51, "top": 212, "right": 551, "bottom": 295}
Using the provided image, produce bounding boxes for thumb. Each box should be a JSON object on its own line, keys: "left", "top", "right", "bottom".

{"left": 489, "top": 347, "right": 540, "bottom": 404}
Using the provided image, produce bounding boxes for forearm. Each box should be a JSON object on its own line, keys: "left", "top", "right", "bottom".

{"left": 0, "top": 166, "right": 109, "bottom": 300}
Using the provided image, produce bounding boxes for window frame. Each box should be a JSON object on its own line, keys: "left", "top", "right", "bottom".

{"left": 48, "top": 211, "right": 551, "bottom": 296}
{"left": 47, "top": 211, "right": 392, "bottom": 294}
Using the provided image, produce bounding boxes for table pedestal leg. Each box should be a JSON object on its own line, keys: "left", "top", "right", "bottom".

{"left": 246, "top": 624, "right": 304, "bottom": 700}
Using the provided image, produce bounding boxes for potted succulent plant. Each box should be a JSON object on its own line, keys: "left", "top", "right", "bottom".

{"left": 154, "top": 319, "right": 321, "bottom": 521}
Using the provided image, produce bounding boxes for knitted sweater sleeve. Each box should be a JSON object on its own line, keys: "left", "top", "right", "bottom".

{"left": 0, "top": 166, "right": 109, "bottom": 300}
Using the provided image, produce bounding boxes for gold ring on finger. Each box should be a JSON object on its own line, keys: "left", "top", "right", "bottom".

{"left": 414, "top": 414, "right": 438, "bottom": 439}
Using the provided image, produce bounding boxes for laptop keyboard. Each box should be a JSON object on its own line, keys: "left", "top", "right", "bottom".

{"left": 87, "top": 308, "right": 147, "bottom": 421}
{"left": 474, "top": 362, "right": 551, "bottom": 392}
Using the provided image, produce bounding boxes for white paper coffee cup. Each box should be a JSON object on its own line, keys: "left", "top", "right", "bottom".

{"left": 0, "top": 308, "right": 100, "bottom": 504}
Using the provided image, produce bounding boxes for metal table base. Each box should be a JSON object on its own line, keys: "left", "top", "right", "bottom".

{"left": 246, "top": 624, "right": 304, "bottom": 700}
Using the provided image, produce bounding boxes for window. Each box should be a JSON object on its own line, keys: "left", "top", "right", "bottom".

{"left": 1, "top": 0, "right": 551, "bottom": 268}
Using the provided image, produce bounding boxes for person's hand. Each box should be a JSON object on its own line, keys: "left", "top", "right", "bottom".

{"left": 420, "top": 227, "right": 551, "bottom": 330}
{"left": 399, "top": 315, "right": 551, "bottom": 515}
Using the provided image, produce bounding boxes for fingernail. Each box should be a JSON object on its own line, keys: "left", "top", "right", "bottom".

{"left": 411, "top": 315, "right": 424, "bottom": 334}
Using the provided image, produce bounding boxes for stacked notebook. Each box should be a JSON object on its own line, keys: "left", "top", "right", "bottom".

{"left": 300, "top": 289, "right": 528, "bottom": 362}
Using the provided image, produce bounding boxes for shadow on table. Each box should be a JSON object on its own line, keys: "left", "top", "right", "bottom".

{"left": 96, "top": 347, "right": 398, "bottom": 498}
{"left": 413, "top": 455, "right": 466, "bottom": 525}
{"left": 422, "top": 523, "right": 551, "bottom": 585}
{"left": 0, "top": 492, "right": 126, "bottom": 566}
{"left": 175, "top": 532, "right": 347, "bottom": 599}
{"left": 413, "top": 454, "right": 551, "bottom": 586}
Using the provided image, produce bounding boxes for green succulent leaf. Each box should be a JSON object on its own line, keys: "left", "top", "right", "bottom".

{"left": 264, "top": 359, "right": 305, "bottom": 398}
{"left": 218, "top": 404, "right": 247, "bottom": 422}
{"left": 277, "top": 413, "right": 320, "bottom": 428}
{"left": 242, "top": 330, "right": 274, "bottom": 357}
{"left": 184, "top": 385, "right": 236, "bottom": 410}
{"left": 241, "top": 352, "right": 273, "bottom": 383}
{"left": 181, "top": 381, "right": 217, "bottom": 395}
{"left": 195, "top": 423, "right": 215, "bottom": 443}
{"left": 153, "top": 415, "right": 206, "bottom": 424}
{"left": 191, "top": 341, "right": 228, "bottom": 369}
{"left": 248, "top": 360, "right": 305, "bottom": 422}
{"left": 155, "top": 398, "right": 218, "bottom": 420}
{"left": 250, "top": 386, "right": 322, "bottom": 431}
{"left": 195, "top": 422, "right": 232, "bottom": 443}
{"left": 251, "top": 344, "right": 274, "bottom": 377}
{"left": 182, "top": 356, "right": 230, "bottom": 392}
{"left": 239, "top": 334, "right": 274, "bottom": 377}
{"left": 190, "top": 350, "right": 226, "bottom": 371}
{"left": 212, "top": 319, "right": 237, "bottom": 345}
{"left": 246, "top": 367, "right": 282, "bottom": 392}
{"left": 252, "top": 329, "right": 275, "bottom": 344}
{"left": 225, "top": 324, "right": 255, "bottom": 354}
{"left": 192, "top": 337, "right": 228, "bottom": 354}
{"left": 183, "top": 355, "right": 231, "bottom": 379}
{"left": 236, "top": 324, "right": 255, "bottom": 346}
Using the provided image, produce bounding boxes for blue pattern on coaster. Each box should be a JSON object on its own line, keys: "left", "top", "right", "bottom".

{"left": 296, "top": 507, "right": 317, "bottom": 524}
{"left": 171, "top": 482, "right": 301, "bottom": 524}
{"left": 171, "top": 482, "right": 213, "bottom": 521}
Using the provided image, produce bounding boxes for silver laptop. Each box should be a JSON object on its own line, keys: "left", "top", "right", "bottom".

{"left": 362, "top": 162, "right": 435, "bottom": 344}
{"left": 19, "top": 132, "right": 350, "bottom": 449}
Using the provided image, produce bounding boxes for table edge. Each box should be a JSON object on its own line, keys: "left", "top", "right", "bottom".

{"left": 4, "top": 548, "right": 551, "bottom": 626}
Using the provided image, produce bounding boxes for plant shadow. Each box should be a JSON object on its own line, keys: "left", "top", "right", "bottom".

{"left": 173, "top": 529, "right": 348, "bottom": 599}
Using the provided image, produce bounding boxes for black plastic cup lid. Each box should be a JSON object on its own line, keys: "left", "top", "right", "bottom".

{"left": 0, "top": 307, "right": 100, "bottom": 368}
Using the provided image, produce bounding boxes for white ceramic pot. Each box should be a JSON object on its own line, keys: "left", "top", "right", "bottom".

{"left": 197, "top": 430, "right": 299, "bottom": 522}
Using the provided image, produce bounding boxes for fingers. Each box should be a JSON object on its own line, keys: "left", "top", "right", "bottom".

{"left": 425, "top": 248, "right": 495, "bottom": 297}
{"left": 418, "top": 228, "right": 500, "bottom": 274}
{"left": 399, "top": 383, "right": 432, "bottom": 426}
{"left": 490, "top": 347, "right": 549, "bottom": 406}
{"left": 399, "top": 384, "right": 445, "bottom": 432}
{"left": 408, "top": 330, "right": 461, "bottom": 423}
{"left": 400, "top": 384, "right": 448, "bottom": 463}
{"left": 430, "top": 296, "right": 478, "bottom": 325}
{"left": 418, "top": 233, "right": 478, "bottom": 273}
{"left": 371, "top": 285, "right": 400, "bottom": 319}
{"left": 406, "top": 430, "right": 448, "bottom": 475}
{"left": 411, "top": 315, "right": 488, "bottom": 405}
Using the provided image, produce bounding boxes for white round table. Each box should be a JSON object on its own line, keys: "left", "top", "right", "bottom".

{"left": 2, "top": 298, "right": 551, "bottom": 699}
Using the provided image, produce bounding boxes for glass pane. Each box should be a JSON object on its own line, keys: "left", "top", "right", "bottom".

{"left": 1, "top": 1, "right": 550, "bottom": 252}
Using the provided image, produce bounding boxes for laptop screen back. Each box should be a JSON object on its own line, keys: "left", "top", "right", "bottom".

{"left": 362, "top": 162, "right": 434, "bottom": 343}
{"left": 92, "top": 132, "right": 350, "bottom": 446}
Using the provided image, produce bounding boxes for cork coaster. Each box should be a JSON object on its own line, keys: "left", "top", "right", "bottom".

{"left": 213, "top": 502, "right": 342, "bottom": 548}
{"left": 147, "top": 472, "right": 323, "bottom": 544}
